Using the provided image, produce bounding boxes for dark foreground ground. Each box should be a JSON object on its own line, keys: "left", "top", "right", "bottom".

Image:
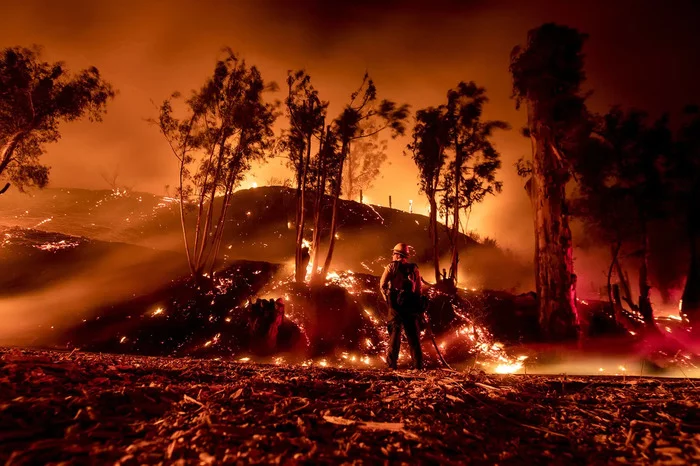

{"left": 1, "top": 349, "right": 698, "bottom": 465}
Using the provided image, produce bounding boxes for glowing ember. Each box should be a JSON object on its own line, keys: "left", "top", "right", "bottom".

{"left": 494, "top": 362, "right": 523, "bottom": 374}
{"left": 119, "top": 336, "right": 127, "bottom": 344}
{"left": 34, "top": 239, "right": 81, "bottom": 251}
{"left": 34, "top": 217, "right": 53, "bottom": 228}
{"left": 239, "top": 357, "right": 250, "bottom": 362}
{"left": 151, "top": 307, "right": 164, "bottom": 317}
{"left": 319, "top": 359, "right": 328, "bottom": 367}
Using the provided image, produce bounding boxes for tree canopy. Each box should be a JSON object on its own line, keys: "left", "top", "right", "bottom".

{"left": 0, "top": 46, "right": 115, "bottom": 194}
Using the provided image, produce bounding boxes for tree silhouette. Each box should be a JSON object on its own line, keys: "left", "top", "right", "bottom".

{"left": 510, "top": 23, "right": 589, "bottom": 341}
{"left": 573, "top": 108, "right": 673, "bottom": 330}
{"left": 442, "top": 82, "right": 507, "bottom": 283}
{"left": 0, "top": 46, "right": 115, "bottom": 195}
{"left": 283, "top": 70, "right": 327, "bottom": 283}
{"left": 154, "top": 49, "right": 278, "bottom": 279}
{"left": 408, "top": 106, "right": 450, "bottom": 282}
{"left": 318, "top": 74, "right": 409, "bottom": 278}
{"left": 308, "top": 125, "right": 341, "bottom": 280}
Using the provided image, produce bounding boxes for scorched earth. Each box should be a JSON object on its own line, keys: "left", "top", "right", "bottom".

{"left": 1, "top": 349, "right": 699, "bottom": 465}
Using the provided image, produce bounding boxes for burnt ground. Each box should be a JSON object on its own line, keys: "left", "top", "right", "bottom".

{"left": 1, "top": 349, "right": 698, "bottom": 465}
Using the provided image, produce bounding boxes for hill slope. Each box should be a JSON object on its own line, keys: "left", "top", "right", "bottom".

{"left": 0, "top": 186, "right": 531, "bottom": 290}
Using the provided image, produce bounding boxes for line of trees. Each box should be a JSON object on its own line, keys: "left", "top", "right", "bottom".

{"left": 277, "top": 72, "right": 408, "bottom": 284}
{"left": 511, "top": 23, "right": 700, "bottom": 339}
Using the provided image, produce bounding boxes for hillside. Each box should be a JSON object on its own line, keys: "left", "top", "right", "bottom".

{"left": 0, "top": 186, "right": 531, "bottom": 290}
{"left": 0, "top": 228, "right": 528, "bottom": 371}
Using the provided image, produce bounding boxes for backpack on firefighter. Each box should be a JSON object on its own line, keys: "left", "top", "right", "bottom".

{"left": 390, "top": 262, "right": 421, "bottom": 312}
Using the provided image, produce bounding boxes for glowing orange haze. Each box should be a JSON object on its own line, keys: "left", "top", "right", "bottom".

{"left": 0, "top": 0, "right": 698, "bottom": 260}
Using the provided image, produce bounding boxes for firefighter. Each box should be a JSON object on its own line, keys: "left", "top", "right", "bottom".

{"left": 380, "top": 242, "right": 423, "bottom": 370}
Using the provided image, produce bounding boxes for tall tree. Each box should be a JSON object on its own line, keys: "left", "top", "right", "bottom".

{"left": 342, "top": 129, "right": 388, "bottom": 201}
{"left": 318, "top": 74, "right": 409, "bottom": 278}
{"left": 0, "top": 46, "right": 115, "bottom": 195}
{"left": 510, "top": 23, "right": 589, "bottom": 341}
{"left": 155, "top": 50, "right": 278, "bottom": 279}
{"left": 442, "top": 82, "right": 507, "bottom": 282}
{"left": 284, "top": 70, "right": 327, "bottom": 283}
{"left": 308, "top": 125, "right": 341, "bottom": 279}
{"left": 671, "top": 106, "right": 700, "bottom": 327}
{"left": 408, "top": 106, "right": 450, "bottom": 282}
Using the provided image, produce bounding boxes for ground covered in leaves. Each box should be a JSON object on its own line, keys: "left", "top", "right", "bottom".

{"left": 1, "top": 349, "right": 699, "bottom": 465}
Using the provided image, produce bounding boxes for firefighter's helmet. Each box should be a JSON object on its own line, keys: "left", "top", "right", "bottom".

{"left": 392, "top": 242, "right": 411, "bottom": 257}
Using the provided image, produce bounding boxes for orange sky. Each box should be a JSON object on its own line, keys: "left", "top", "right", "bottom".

{"left": 1, "top": 0, "right": 698, "bottom": 257}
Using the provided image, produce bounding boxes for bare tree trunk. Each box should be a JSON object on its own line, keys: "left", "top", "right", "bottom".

{"left": 682, "top": 186, "right": 700, "bottom": 327}
{"left": 607, "top": 241, "right": 622, "bottom": 324}
{"left": 528, "top": 103, "right": 578, "bottom": 341}
{"left": 295, "top": 121, "right": 314, "bottom": 283}
{"left": 0, "top": 131, "right": 26, "bottom": 186}
{"left": 195, "top": 129, "right": 233, "bottom": 274}
{"left": 614, "top": 256, "right": 638, "bottom": 313}
{"left": 321, "top": 140, "right": 347, "bottom": 277}
{"left": 310, "top": 127, "right": 328, "bottom": 280}
{"left": 191, "top": 144, "right": 218, "bottom": 270}
{"left": 205, "top": 162, "right": 239, "bottom": 275}
{"left": 343, "top": 142, "right": 355, "bottom": 201}
{"left": 321, "top": 175, "right": 342, "bottom": 277}
{"left": 638, "top": 218, "right": 655, "bottom": 327}
{"left": 177, "top": 158, "right": 195, "bottom": 276}
{"left": 429, "top": 195, "right": 440, "bottom": 282}
{"left": 449, "top": 146, "right": 462, "bottom": 282}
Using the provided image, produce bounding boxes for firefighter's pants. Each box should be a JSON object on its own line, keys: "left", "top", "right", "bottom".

{"left": 386, "top": 311, "right": 423, "bottom": 369}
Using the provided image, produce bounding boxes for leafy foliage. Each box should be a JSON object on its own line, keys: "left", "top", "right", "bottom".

{"left": 342, "top": 128, "right": 388, "bottom": 201}
{"left": 0, "top": 46, "right": 115, "bottom": 193}
{"left": 318, "top": 74, "right": 409, "bottom": 277}
{"left": 154, "top": 49, "right": 279, "bottom": 277}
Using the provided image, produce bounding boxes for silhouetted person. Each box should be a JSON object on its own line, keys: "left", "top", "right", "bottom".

{"left": 380, "top": 243, "right": 423, "bottom": 370}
